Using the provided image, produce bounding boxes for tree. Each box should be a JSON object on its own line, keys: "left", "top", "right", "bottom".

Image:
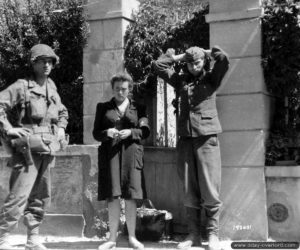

{"left": 124, "top": 0, "right": 209, "bottom": 83}
{"left": 262, "top": 0, "right": 300, "bottom": 164}
{"left": 0, "top": 0, "right": 88, "bottom": 144}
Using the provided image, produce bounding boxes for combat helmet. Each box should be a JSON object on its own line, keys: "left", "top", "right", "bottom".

{"left": 30, "top": 44, "right": 59, "bottom": 65}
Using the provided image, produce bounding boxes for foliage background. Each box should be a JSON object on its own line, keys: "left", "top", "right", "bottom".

{"left": 124, "top": 0, "right": 209, "bottom": 147}
{"left": 126, "top": 0, "right": 300, "bottom": 162}
{"left": 262, "top": 0, "right": 300, "bottom": 164}
{"left": 124, "top": 0, "right": 209, "bottom": 83}
{"left": 0, "top": 0, "right": 87, "bottom": 144}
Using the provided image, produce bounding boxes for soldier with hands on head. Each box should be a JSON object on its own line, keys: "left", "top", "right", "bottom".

{"left": 0, "top": 44, "right": 68, "bottom": 250}
{"left": 152, "top": 45, "right": 229, "bottom": 250}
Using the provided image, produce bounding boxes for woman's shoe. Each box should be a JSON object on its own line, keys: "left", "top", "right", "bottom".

{"left": 98, "top": 241, "right": 116, "bottom": 250}
{"left": 128, "top": 237, "right": 144, "bottom": 250}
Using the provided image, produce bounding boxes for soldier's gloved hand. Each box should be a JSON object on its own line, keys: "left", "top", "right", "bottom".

{"left": 7, "top": 127, "right": 31, "bottom": 138}
{"left": 57, "top": 127, "right": 65, "bottom": 141}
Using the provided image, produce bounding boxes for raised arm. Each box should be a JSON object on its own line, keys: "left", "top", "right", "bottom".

{"left": 132, "top": 73, "right": 157, "bottom": 98}
{"left": 152, "top": 49, "right": 184, "bottom": 88}
{"left": 209, "top": 46, "right": 230, "bottom": 89}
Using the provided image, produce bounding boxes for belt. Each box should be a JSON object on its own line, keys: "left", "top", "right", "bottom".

{"left": 23, "top": 124, "right": 52, "bottom": 134}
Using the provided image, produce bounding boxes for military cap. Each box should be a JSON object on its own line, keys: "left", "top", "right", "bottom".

{"left": 185, "top": 46, "right": 205, "bottom": 63}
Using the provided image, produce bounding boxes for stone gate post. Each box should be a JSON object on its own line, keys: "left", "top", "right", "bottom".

{"left": 82, "top": 0, "right": 139, "bottom": 237}
{"left": 83, "top": 0, "right": 139, "bottom": 145}
{"left": 206, "top": 0, "right": 270, "bottom": 240}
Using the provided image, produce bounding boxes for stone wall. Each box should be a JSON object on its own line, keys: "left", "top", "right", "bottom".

{"left": 0, "top": 145, "right": 100, "bottom": 237}
{"left": 266, "top": 166, "right": 300, "bottom": 241}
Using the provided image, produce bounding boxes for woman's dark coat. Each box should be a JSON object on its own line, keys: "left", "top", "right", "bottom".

{"left": 93, "top": 98, "right": 150, "bottom": 200}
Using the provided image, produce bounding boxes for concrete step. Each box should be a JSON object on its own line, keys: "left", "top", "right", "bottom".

{"left": 15, "top": 214, "right": 85, "bottom": 237}
{"left": 5, "top": 241, "right": 206, "bottom": 250}
{"left": 6, "top": 235, "right": 232, "bottom": 250}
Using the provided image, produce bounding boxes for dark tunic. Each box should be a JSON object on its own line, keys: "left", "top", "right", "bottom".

{"left": 152, "top": 46, "right": 229, "bottom": 234}
{"left": 152, "top": 46, "right": 229, "bottom": 137}
{"left": 93, "top": 98, "right": 150, "bottom": 200}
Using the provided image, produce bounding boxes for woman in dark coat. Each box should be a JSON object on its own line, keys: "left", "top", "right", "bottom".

{"left": 93, "top": 73, "right": 150, "bottom": 250}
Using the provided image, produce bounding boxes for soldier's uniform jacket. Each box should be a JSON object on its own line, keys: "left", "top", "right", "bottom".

{"left": 152, "top": 46, "right": 229, "bottom": 137}
{"left": 0, "top": 77, "right": 68, "bottom": 146}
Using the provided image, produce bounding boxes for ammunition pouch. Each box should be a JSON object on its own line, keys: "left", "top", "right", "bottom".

{"left": 29, "top": 133, "right": 56, "bottom": 152}
{"left": 28, "top": 89, "right": 47, "bottom": 120}
{"left": 12, "top": 125, "right": 68, "bottom": 154}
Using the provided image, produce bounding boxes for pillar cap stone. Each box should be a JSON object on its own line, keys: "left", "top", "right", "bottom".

{"left": 206, "top": 8, "right": 262, "bottom": 23}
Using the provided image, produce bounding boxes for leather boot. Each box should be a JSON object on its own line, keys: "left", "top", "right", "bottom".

{"left": 206, "top": 209, "right": 221, "bottom": 250}
{"left": 177, "top": 208, "right": 201, "bottom": 249}
{"left": 25, "top": 227, "right": 47, "bottom": 250}
{"left": 208, "top": 234, "right": 221, "bottom": 250}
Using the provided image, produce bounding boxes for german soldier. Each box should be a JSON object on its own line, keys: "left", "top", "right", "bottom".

{"left": 152, "top": 46, "right": 229, "bottom": 250}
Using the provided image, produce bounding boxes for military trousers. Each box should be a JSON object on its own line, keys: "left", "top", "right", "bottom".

{"left": 177, "top": 135, "right": 222, "bottom": 235}
{"left": 0, "top": 154, "right": 53, "bottom": 232}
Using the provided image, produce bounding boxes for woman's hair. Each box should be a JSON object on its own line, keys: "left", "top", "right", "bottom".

{"left": 110, "top": 73, "right": 133, "bottom": 90}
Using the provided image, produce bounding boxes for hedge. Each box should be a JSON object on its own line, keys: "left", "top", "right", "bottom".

{"left": 262, "top": 0, "right": 300, "bottom": 164}
{"left": 0, "top": 0, "right": 87, "bottom": 144}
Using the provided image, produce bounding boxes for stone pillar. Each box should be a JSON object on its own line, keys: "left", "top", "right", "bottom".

{"left": 83, "top": 0, "right": 139, "bottom": 144}
{"left": 82, "top": 0, "right": 139, "bottom": 237}
{"left": 206, "top": 0, "right": 270, "bottom": 240}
